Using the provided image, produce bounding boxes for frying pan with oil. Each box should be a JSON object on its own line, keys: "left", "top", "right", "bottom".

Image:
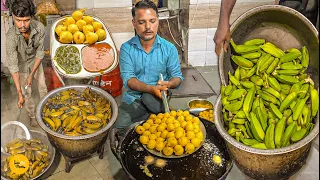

{"left": 110, "top": 118, "right": 233, "bottom": 180}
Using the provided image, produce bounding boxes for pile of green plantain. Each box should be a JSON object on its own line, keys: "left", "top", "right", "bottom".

{"left": 221, "top": 38, "right": 319, "bottom": 149}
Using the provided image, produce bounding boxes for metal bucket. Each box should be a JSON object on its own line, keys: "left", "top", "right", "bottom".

{"left": 35, "top": 85, "right": 118, "bottom": 158}
{"left": 215, "top": 5, "right": 319, "bottom": 180}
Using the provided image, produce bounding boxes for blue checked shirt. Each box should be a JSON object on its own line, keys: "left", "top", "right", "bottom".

{"left": 120, "top": 34, "right": 184, "bottom": 104}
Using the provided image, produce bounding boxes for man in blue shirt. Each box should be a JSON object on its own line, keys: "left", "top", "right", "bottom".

{"left": 113, "top": 0, "right": 184, "bottom": 132}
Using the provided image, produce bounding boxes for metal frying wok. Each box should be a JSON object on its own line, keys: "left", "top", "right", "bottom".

{"left": 110, "top": 118, "right": 233, "bottom": 180}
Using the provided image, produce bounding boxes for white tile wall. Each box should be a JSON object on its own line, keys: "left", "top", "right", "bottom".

{"left": 111, "top": 32, "right": 135, "bottom": 50}
{"left": 188, "top": 29, "right": 207, "bottom": 51}
{"left": 188, "top": 51, "right": 206, "bottom": 66}
{"left": 93, "top": 0, "right": 132, "bottom": 8}
{"left": 206, "top": 28, "right": 216, "bottom": 51}
{"left": 191, "top": 0, "right": 274, "bottom": 4}
{"left": 205, "top": 51, "right": 218, "bottom": 65}
{"left": 76, "top": 0, "right": 94, "bottom": 9}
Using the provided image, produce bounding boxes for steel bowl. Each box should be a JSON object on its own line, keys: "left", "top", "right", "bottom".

{"left": 188, "top": 99, "right": 213, "bottom": 109}
{"left": 1, "top": 130, "right": 55, "bottom": 180}
{"left": 35, "top": 85, "right": 118, "bottom": 158}
{"left": 215, "top": 5, "right": 319, "bottom": 180}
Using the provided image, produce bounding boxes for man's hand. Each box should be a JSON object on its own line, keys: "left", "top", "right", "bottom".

{"left": 26, "top": 74, "right": 33, "bottom": 87}
{"left": 214, "top": 22, "right": 231, "bottom": 56}
{"left": 18, "top": 93, "right": 25, "bottom": 109}
{"left": 150, "top": 83, "right": 168, "bottom": 99}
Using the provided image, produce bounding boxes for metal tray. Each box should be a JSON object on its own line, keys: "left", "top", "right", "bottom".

{"left": 50, "top": 15, "right": 118, "bottom": 79}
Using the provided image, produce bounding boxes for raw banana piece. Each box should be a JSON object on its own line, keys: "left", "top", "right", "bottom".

{"left": 291, "top": 128, "right": 308, "bottom": 143}
{"left": 251, "top": 59, "right": 258, "bottom": 64}
{"left": 245, "top": 65, "right": 257, "bottom": 79}
{"left": 232, "top": 118, "right": 246, "bottom": 124}
{"left": 240, "top": 81, "right": 255, "bottom": 89}
{"left": 280, "top": 84, "right": 292, "bottom": 95}
{"left": 224, "top": 95, "right": 245, "bottom": 112}
{"left": 260, "top": 56, "right": 275, "bottom": 73}
{"left": 227, "top": 89, "right": 247, "bottom": 101}
{"left": 228, "top": 71, "right": 241, "bottom": 86}
{"left": 267, "top": 76, "right": 281, "bottom": 92}
{"left": 301, "top": 104, "right": 309, "bottom": 125}
{"left": 286, "top": 115, "right": 293, "bottom": 125}
{"left": 250, "top": 75, "right": 264, "bottom": 86}
{"left": 52, "top": 117, "right": 62, "bottom": 130}
{"left": 43, "top": 117, "right": 56, "bottom": 130}
{"left": 256, "top": 107, "right": 267, "bottom": 131}
{"left": 259, "top": 98, "right": 268, "bottom": 123}
{"left": 245, "top": 121, "right": 254, "bottom": 138}
{"left": 260, "top": 43, "right": 285, "bottom": 58}
{"left": 251, "top": 143, "right": 267, "bottom": 149}
{"left": 234, "top": 110, "right": 247, "bottom": 119}
{"left": 244, "top": 38, "right": 265, "bottom": 46}
{"left": 240, "top": 68, "right": 248, "bottom": 80}
{"left": 280, "top": 92, "right": 286, "bottom": 101}
{"left": 279, "top": 51, "right": 301, "bottom": 63}
{"left": 269, "top": 103, "right": 283, "bottom": 119}
{"left": 310, "top": 87, "right": 319, "bottom": 117}
{"left": 241, "top": 52, "right": 262, "bottom": 59}
{"left": 252, "top": 96, "right": 260, "bottom": 113}
{"left": 279, "top": 91, "right": 299, "bottom": 112}
{"left": 280, "top": 62, "right": 303, "bottom": 70}
{"left": 230, "top": 39, "right": 260, "bottom": 54}
{"left": 264, "top": 122, "right": 276, "bottom": 149}
{"left": 241, "top": 138, "right": 260, "bottom": 146}
{"left": 292, "top": 95, "right": 310, "bottom": 121}
{"left": 274, "top": 117, "right": 286, "bottom": 148}
{"left": 298, "top": 73, "right": 308, "bottom": 81}
{"left": 286, "top": 47, "right": 301, "bottom": 54}
{"left": 222, "top": 96, "right": 230, "bottom": 106}
{"left": 262, "top": 87, "right": 281, "bottom": 100}
{"left": 274, "top": 74, "right": 299, "bottom": 85}
{"left": 289, "top": 81, "right": 305, "bottom": 94}
{"left": 228, "top": 128, "right": 241, "bottom": 136}
{"left": 250, "top": 112, "right": 265, "bottom": 142}
{"left": 256, "top": 53, "right": 272, "bottom": 75}
{"left": 301, "top": 46, "right": 309, "bottom": 68}
{"left": 283, "top": 109, "right": 293, "bottom": 117}
{"left": 225, "top": 84, "right": 233, "bottom": 96}
{"left": 268, "top": 111, "right": 278, "bottom": 120}
{"left": 275, "top": 69, "right": 300, "bottom": 76}
{"left": 281, "top": 122, "right": 297, "bottom": 147}
{"left": 237, "top": 124, "right": 250, "bottom": 138}
{"left": 289, "top": 100, "right": 297, "bottom": 111}
{"left": 243, "top": 86, "right": 256, "bottom": 118}
{"left": 234, "top": 67, "right": 241, "bottom": 80}
{"left": 298, "top": 83, "right": 310, "bottom": 98}
{"left": 266, "top": 57, "right": 280, "bottom": 74}
{"left": 257, "top": 90, "right": 280, "bottom": 106}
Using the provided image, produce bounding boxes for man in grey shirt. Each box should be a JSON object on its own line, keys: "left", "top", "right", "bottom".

{"left": 6, "top": 0, "right": 47, "bottom": 127}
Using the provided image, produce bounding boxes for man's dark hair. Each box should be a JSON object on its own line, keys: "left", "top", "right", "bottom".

{"left": 131, "top": 0, "right": 158, "bottom": 18}
{"left": 11, "top": 0, "right": 36, "bottom": 17}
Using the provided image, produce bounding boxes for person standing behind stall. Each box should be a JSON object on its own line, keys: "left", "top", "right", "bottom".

{"left": 214, "top": 0, "right": 237, "bottom": 55}
{"left": 113, "top": 0, "right": 184, "bottom": 133}
{"left": 6, "top": 0, "right": 48, "bottom": 127}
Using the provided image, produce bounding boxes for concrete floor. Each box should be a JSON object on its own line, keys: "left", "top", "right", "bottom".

{"left": 1, "top": 66, "right": 319, "bottom": 180}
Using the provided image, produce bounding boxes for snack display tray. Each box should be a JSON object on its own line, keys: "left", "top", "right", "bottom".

{"left": 50, "top": 15, "right": 118, "bottom": 79}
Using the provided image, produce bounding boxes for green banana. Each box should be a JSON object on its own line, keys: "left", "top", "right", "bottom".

{"left": 270, "top": 103, "right": 283, "bottom": 119}
{"left": 251, "top": 143, "right": 267, "bottom": 149}
{"left": 232, "top": 55, "right": 254, "bottom": 69}
{"left": 296, "top": 125, "right": 302, "bottom": 131}
{"left": 286, "top": 48, "right": 301, "bottom": 54}
{"left": 264, "top": 122, "right": 276, "bottom": 149}
{"left": 289, "top": 80, "right": 305, "bottom": 94}
{"left": 243, "top": 86, "right": 256, "bottom": 118}
{"left": 292, "top": 95, "right": 310, "bottom": 121}
{"left": 301, "top": 104, "right": 309, "bottom": 125}
{"left": 259, "top": 98, "right": 268, "bottom": 123}
{"left": 222, "top": 96, "right": 230, "bottom": 106}
{"left": 240, "top": 68, "right": 248, "bottom": 80}
{"left": 291, "top": 128, "right": 308, "bottom": 143}
{"left": 260, "top": 56, "right": 275, "bottom": 73}
{"left": 234, "top": 110, "right": 247, "bottom": 119}
{"left": 227, "top": 89, "right": 247, "bottom": 101}
{"left": 256, "top": 107, "right": 267, "bottom": 131}
{"left": 225, "top": 84, "right": 233, "bottom": 96}
{"left": 262, "top": 87, "right": 281, "bottom": 100}
{"left": 283, "top": 109, "right": 293, "bottom": 117}
{"left": 234, "top": 67, "right": 241, "bottom": 80}
{"left": 250, "top": 112, "right": 265, "bottom": 142}
{"left": 221, "top": 85, "right": 226, "bottom": 98}
{"left": 235, "top": 132, "right": 242, "bottom": 141}
{"left": 286, "top": 115, "right": 293, "bottom": 126}
{"left": 257, "top": 90, "right": 280, "bottom": 105}
{"left": 289, "top": 100, "right": 297, "bottom": 111}
{"left": 268, "top": 111, "right": 277, "bottom": 120}
{"left": 274, "top": 117, "right": 286, "bottom": 148}
{"left": 274, "top": 74, "right": 299, "bottom": 85}
{"left": 260, "top": 43, "right": 285, "bottom": 58}
{"left": 281, "top": 122, "right": 297, "bottom": 147}
{"left": 228, "top": 71, "right": 241, "bottom": 86}
{"left": 241, "top": 52, "right": 262, "bottom": 59}
{"left": 267, "top": 76, "right": 281, "bottom": 92}
{"left": 266, "top": 57, "right": 280, "bottom": 74}
{"left": 230, "top": 39, "right": 260, "bottom": 54}
{"left": 298, "top": 83, "right": 310, "bottom": 98}
{"left": 250, "top": 75, "right": 264, "bottom": 86}
{"left": 241, "top": 138, "right": 260, "bottom": 146}
{"left": 245, "top": 121, "right": 254, "bottom": 138}
{"left": 279, "top": 51, "right": 301, "bottom": 63}
{"left": 232, "top": 118, "right": 246, "bottom": 124}
{"left": 298, "top": 73, "right": 308, "bottom": 81}
{"left": 223, "top": 111, "right": 229, "bottom": 124}
{"left": 240, "top": 81, "right": 255, "bottom": 89}
{"left": 256, "top": 53, "right": 272, "bottom": 75}
{"left": 252, "top": 96, "right": 260, "bottom": 113}
{"left": 280, "top": 62, "right": 303, "bottom": 70}
{"left": 279, "top": 91, "right": 299, "bottom": 112}
{"left": 275, "top": 69, "right": 300, "bottom": 76}
{"left": 251, "top": 59, "right": 258, "bottom": 64}
{"left": 228, "top": 121, "right": 236, "bottom": 129}
{"left": 237, "top": 124, "right": 249, "bottom": 138}
{"left": 269, "top": 118, "right": 277, "bottom": 125}
{"left": 245, "top": 65, "right": 257, "bottom": 79}
{"left": 280, "top": 92, "right": 286, "bottom": 101}
{"left": 228, "top": 128, "right": 241, "bottom": 136}
{"left": 301, "top": 46, "right": 309, "bottom": 68}
{"left": 224, "top": 95, "right": 245, "bottom": 112}
{"left": 280, "top": 84, "right": 292, "bottom": 95}
{"left": 244, "top": 38, "right": 265, "bottom": 46}
{"left": 310, "top": 87, "right": 319, "bottom": 117}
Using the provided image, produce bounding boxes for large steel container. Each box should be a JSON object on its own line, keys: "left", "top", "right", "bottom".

{"left": 215, "top": 5, "right": 319, "bottom": 180}
{"left": 36, "top": 85, "right": 118, "bottom": 158}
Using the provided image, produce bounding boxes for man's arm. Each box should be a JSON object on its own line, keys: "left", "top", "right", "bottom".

{"left": 214, "top": 0, "right": 237, "bottom": 55}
